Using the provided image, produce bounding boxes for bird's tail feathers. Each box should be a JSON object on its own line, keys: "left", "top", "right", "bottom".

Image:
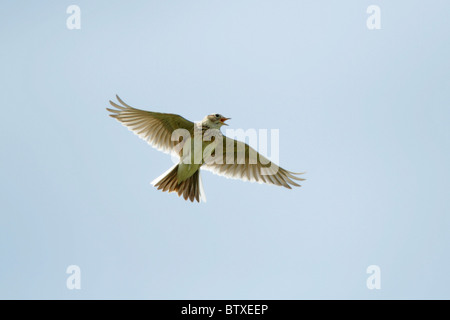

{"left": 151, "top": 163, "right": 178, "bottom": 186}
{"left": 152, "top": 164, "right": 206, "bottom": 203}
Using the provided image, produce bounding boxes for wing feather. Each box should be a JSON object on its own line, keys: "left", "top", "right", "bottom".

{"left": 203, "top": 136, "right": 305, "bottom": 188}
{"left": 107, "top": 95, "right": 194, "bottom": 155}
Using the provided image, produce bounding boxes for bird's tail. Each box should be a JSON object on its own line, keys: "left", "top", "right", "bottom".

{"left": 151, "top": 164, "right": 206, "bottom": 203}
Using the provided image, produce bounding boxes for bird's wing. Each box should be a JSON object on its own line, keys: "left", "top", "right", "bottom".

{"left": 202, "top": 136, "right": 305, "bottom": 188}
{"left": 107, "top": 95, "right": 195, "bottom": 155}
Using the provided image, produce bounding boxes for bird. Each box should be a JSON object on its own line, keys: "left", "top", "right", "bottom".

{"left": 107, "top": 95, "right": 305, "bottom": 202}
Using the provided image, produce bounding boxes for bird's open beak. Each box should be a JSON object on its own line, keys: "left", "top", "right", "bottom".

{"left": 220, "top": 117, "right": 231, "bottom": 126}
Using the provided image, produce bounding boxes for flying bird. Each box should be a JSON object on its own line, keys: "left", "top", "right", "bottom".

{"left": 107, "top": 95, "right": 305, "bottom": 202}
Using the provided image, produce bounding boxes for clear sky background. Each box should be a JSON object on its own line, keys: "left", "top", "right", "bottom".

{"left": 1, "top": 0, "right": 449, "bottom": 299}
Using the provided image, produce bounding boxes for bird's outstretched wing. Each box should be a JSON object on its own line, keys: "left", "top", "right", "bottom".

{"left": 202, "top": 136, "right": 305, "bottom": 188}
{"left": 107, "top": 95, "right": 195, "bottom": 155}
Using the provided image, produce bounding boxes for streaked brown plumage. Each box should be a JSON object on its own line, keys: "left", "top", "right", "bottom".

{"left": 107, "top": 95, "right": 305, "bottom": 202}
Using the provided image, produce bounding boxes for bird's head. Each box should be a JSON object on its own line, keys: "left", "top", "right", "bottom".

{"left": 203, "top": 113, "right": 231, "bottom": 129}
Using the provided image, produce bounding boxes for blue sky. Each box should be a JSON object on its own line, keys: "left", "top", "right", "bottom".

{"left": 0, "top": 0, "right": 449, "bottom": 299}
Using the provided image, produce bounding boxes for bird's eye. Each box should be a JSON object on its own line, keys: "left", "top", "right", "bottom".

{"left": 215, "top": 114, "right": 220, "bottom": 118}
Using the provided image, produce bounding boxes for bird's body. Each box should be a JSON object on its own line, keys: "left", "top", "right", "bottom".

{"left": 107, "top": 96, "right": 305, "bottom": 202}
